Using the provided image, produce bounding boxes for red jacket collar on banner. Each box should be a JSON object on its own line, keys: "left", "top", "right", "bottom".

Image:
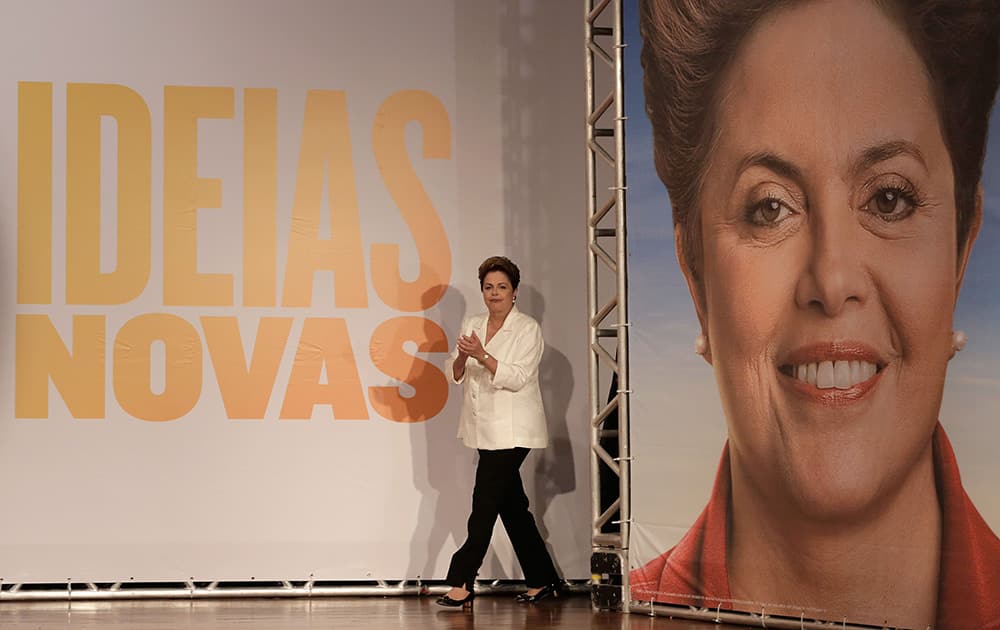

{"left": 630, "top": 423, "right": 1000, "bottom": 629}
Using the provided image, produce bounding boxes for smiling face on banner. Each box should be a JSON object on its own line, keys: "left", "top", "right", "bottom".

{"left": 692, "top": 0, "right": 967, "bottom": 532}
{"left": 628, "top": 0, "right": 1000, "bottom": 626}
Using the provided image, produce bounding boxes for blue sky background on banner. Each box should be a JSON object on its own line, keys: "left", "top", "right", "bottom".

{"left": 623, "top": 0, "right": 999, "bottom": 552}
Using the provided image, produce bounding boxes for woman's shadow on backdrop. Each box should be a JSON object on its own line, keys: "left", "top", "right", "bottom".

{"left": 518, "top": 285, "right": 576, "bottom": 579}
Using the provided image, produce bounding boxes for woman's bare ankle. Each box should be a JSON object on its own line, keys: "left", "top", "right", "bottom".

{"left": 447, "top": 586, "right": 469, "bottom": 598}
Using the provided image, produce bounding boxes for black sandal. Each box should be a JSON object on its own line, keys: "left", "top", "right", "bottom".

{"left": 515, "top": 581, "right": 562, "bottom": 603}
{"left": 437, "top": 584, "right": 475, "bottom": 609}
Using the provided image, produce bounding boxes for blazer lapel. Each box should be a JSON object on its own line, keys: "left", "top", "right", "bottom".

{"left": 476, "top": 316, "right": 489, "bottom": 345}
{"left": 484, "top": 306, "right": 518, "bottom": 348}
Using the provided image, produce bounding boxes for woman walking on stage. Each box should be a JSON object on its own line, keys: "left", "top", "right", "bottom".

{"left": 436, "top": 256, "right": 562, "bottom": 609}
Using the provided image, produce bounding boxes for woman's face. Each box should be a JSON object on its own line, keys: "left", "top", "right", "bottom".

{"left": 481, "top": 270, "right": 516, "bottom": 317}
{"left": 689, "top": 0, "right": 977, "bottom": 520}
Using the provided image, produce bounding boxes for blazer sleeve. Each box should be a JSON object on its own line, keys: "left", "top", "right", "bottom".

{"left": 491, "top": 318, "right": 544, "bottom": 392}
{"left": 444, "top": 316, "right": 470, "bottom": 385}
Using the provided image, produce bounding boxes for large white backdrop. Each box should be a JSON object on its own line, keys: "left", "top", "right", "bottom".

{"left": 0, "top": 0, "right": 588, "bottom": 583}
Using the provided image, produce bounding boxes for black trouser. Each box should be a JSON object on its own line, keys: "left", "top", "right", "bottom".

{"left": 445, "top": 447, "right": 560, "bottom": 589}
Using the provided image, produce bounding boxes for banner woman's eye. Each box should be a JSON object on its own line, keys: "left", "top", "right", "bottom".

{"left": 864, "top": 186, "right": 918, "bottom": 222}
{"left": 746, "top": 196, "right": 793, "bottom": 226}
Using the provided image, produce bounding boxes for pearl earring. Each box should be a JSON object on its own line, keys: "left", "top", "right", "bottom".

{"left": 695, "top": 334, "right": 708, "bottom": 356}
{"left": 952, "top": 330, "right": 968, "bottom": 353}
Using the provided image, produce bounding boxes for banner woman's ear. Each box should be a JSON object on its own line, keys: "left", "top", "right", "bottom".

{"left": 675, "top": 223, "right": 712, "bottom": 365}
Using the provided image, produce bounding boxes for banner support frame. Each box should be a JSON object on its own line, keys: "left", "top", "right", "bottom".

{"left": 584, "top": 0, "right": 630, "bottom": 612}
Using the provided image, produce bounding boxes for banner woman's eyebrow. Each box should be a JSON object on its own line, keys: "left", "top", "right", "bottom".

{"left": 737, "top": 151, "right": 804, "bottom": 184}
{"left": 853, "top": 140, "right": 929, "bottom": 178}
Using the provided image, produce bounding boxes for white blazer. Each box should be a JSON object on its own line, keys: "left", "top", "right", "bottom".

{"left": 445, "top": 307, "right": 548, "bottom": 450}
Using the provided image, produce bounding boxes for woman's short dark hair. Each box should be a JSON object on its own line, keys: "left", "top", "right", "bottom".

{"left": 478, "top": 256, "right": 521, "bottom": 289}
{"left": 639, "top": 0, "right": 1000, "bottom": 282}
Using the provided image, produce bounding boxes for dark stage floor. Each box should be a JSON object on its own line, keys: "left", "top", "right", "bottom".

{"left": 0, "top": 593, "right": 741, "bottom": 629}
